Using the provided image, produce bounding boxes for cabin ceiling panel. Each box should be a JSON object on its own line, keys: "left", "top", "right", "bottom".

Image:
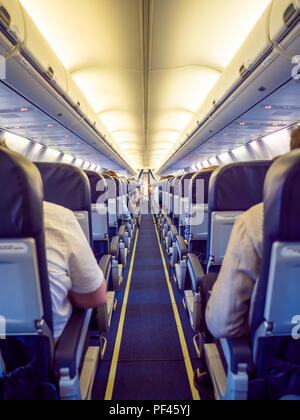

{"left": 20, "top": 0, "right": 144, "bottom": 169}
{"left": 20, "top": 0, "right": 272, "bottom": 170}
{"left": 147, "top": 0, "right": 272, "bottom": 169}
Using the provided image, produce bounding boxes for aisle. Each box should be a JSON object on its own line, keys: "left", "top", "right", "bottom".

{"left": 107, "top": 215, "right": 194, "bottom": 400}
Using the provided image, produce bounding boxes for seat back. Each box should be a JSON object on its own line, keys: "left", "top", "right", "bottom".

{"left": 35, "top": 163, "right": 92, "bottom": 245}
{"left": 85, "top": 171, "right": 109, "bottom": 241}
{"left": 0, "top": 149, "right": 53, "bottom": 336}
{"left": 170, "top": 176, "right": 181, "bottom": 219}
{"left": 188, "top": 170, "right": 214, "bottom": 240}
{"left": 207, "top": 161, "right": 271, "bottom": 268}
{"left": 179, "top": 173, "right": 196, "bottom": 230}
{"left": 251, "top": 151, "right": 300, "bottom": 348}
{"left": 102, "top": 174, "right": 118, "bottom": 230}
{"left": 113, "top": 176, "right": 125, "bottom": 220}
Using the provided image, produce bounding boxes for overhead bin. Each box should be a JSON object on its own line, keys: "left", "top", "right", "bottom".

{"left": 66, "top": 73, "right": 91, "bottom": 119}
{"left": 66, "top": 72, "right": 122, "bottom": 155}
{"left": 21, "top": 6, "right": 68, "bottom": 94}
{"left": 159, "top": 0, "right": 300, "bottom": 173}
{"left": 269, "top": 0, "right": 300, "bottom": 40}
{"left": 0, "top": 0, "right": 24, "bottom": 44}
{"left": 0, "top": 1, "right": 134, "bottom": 174}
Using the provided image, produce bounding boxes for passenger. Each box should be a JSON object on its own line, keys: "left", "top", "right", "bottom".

{"left": 103, "top": 170, "right": 118, "bottom": 177}
{"left": 201, "top": 166, "right": 219, "bottom": 172}
{"left": 0, "top": 141, "right": 107, "bottom": 340}
{"left": 205, "top": 125, "right": 300, "bottom": 338}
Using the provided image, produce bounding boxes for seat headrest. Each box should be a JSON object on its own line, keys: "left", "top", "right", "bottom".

{"left": 209, "top": 161, "right": 272, "bottom": 212}
{"left": 102, "top": 174, "right": 117, "bottom": 199}
{"left": 0, "top": 149, "right": 53, "bottom": 332}
{"left": 112, "top": 176, "right": 122, "bottom": 195}
{"left": 264, "top": 150, "right": 300, "bottom": 243}
{"left": 179, "top": 172, "right": 196, "bottom": 196}
{"left": 251, "top": 151, "right": 300, "bottom": 338}
{"left": 190, "top": 170, "right": 214, "bottom": 204}
{"left": 35, "top": 162, "right": 91, "bottom": 212}
{"left": 0, "top": 148, "right": 44, "bottom": 238}
{"left": 85, "top": 171, "right": 108, "bottom": 204}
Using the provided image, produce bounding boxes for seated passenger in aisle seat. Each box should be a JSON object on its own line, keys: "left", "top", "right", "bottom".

{"left": 205, "top": 125, "right": 300, "bottom": 339}
{"left": 0, "top": 141, "right": 107, "bottom": 340}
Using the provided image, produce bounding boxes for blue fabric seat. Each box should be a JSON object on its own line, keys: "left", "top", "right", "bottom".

{"left": 204, "top": 151, "right": 300, "bottom": 400}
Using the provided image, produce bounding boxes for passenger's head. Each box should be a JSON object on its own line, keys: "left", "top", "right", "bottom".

{"left": 103, "top": 170, "right": 118, "bottom": 178}
{"left": 290, "top": 125, "right": 300, "bottom": 151}
{"left": 201, "top": 166, "right": 219, "bottom": 172}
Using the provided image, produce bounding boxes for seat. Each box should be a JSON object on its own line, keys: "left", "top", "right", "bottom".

{"left": 113, "top": 176, "right": 132, "bottom": 253}
{"left": 121, "top": 177, "right": 137, "bottom": 240}
{"left": 204, "top": 151, "right": 300, "bottom": 400}
{"left": 206, "top": 161, "right": 271, "bottom": 272}
{"left": 178, "top": 172, "right": 197, "bottom": 237}
{"left": 171, "top": 170, "right": 215, "bottom": 289}
{"left": 102, "top": 174, "right": 128, "bottom": 267}
{"left": 185, "top": 161, "right": 271, "bottom": 353}
{"left": 0, "top": 149, "right": 96, "bottom": 400}
{"left": 85, "top": 170, "right": 123, "bottom": 290}
{"left": 35, "top": 162, "right": 116, "bottom": 341}
{"left": 186, "top": 170, "right": 215, "bottom": 253}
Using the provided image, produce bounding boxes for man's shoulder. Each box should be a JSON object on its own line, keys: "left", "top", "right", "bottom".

{"left": 43, "top": 201, "right": 74, "bottom": 226}
{"left": 238, "top": 203, "right": 264, "bottom": 248}
{"left": 241, "top": 203, "right": 263, "bottom": 224}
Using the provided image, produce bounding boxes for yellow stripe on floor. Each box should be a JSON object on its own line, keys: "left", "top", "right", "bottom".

{"left": 153, "top": 216, "right": 200, "bottom": 401}
{"left": 104, "top": 224, "right": 140, "bottom": 401}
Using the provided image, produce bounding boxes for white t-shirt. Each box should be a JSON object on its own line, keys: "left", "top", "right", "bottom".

{"left": 44, "top": 201, "right": 104, "bottom": 339}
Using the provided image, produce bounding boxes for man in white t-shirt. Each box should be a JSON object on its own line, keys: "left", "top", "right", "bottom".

{"left": 0, "top": 140, "right": 107, "bottom": 340}
{"left": 44, "top": 201, "right": 107, "bottom": 339}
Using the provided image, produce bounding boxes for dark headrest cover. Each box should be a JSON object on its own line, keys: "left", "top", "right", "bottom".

{"left": 190, "top": 170, "right": 214, "bottom": 204}
{"left": 0, "top": 149, "right": 53, "bottom": 332}
{"left": 180, "top": 173, "right": 196, "bottom": 196}
{"left": 209, "top": 161, "right": 272, "bottom": 211}
{"left": 102, "top": 174, "right": 116, "bottom": 199}
{"left": 36, "top": 163, "right": 91, "bottom": 212}
{"left": 112, "top": 176, "right": 121, "bottom": 195}
{"left": 0, "top": 148, "right": 44, "bottom": 238}
{"left": 85, "top": 171, "right": 108, "bottom": 204}
{"left": 251, "top": 151, "right": 300, "bottom": 338}
{"left": 264, "top": 150, "right": 300, "bottom": 242}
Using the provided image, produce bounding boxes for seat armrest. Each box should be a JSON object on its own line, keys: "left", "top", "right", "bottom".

{"left": 170, "top": 224, "right": 178, "bottom": 237}
{"left": 226, "top": 337, "right": 253, "bottom": 374}
{"left": 110, "top": 236, "right": 119, "bottom": 258}
{"left": 99, "top": 254, "right": 112, "bottom": 280}
{"left": 119, "top": 225, "right": 126, "bottom": 238}
{"left": 187, "top": 253, "right": 205, "bottom": 292}
{"left": 54, "top": 309, "right": 89, "bottom": 379}
{"left": 175, "top": 235, "right": 188, "bottom": 259}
